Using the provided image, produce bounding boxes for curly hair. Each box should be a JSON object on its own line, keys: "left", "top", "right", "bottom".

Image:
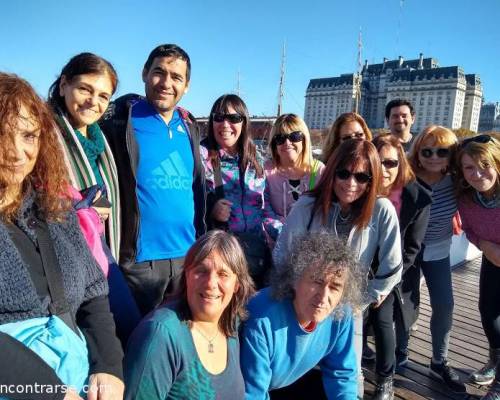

{"left": 269, "top": 113, "right": 313, "bottom": 172}
{"left": 0, "top": 73, "right": 70, "bottom": 221}
{"left": 322, "top": 112, "right": 372, "bottom": 164}
{"left": 175, "top": 230, "right": 255, "bottom": 337}
{"left": 271, "top": 232, "right": 367, "bottom": 319}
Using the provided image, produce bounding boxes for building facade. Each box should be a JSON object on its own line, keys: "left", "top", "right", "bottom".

{"left": 304, "top": 54, "right": 483, "bottom": 132}
{"left": 478, "top": 102, "right": 500, "bottom": 132}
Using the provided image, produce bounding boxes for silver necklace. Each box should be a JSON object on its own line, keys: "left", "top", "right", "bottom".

{"left": 193, "top": 326, "right": 219, "bottom": 353}
{"left": 337, "top": 211, "right": 351, "bottom": 222}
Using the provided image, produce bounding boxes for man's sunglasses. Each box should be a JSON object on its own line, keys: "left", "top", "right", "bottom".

{"left": 335, "top": 169, "right": 371, "bottom": 184}
{"left": 381, "top": 159, "right": 399, "bottom": 169}
{"left": 212, "top": 113, "right": 244, "bottom": 124}
{"left": 420, "top": 148, "right": 450, "bottom": 158}
{"left": 273, "top": 131, "right": 304, "bottom": 145}
{"left": 341, "top": 132, "right": 365, "bottom": 142}
{"left": 461, "top": 134, "right": 494, "bottom": 147}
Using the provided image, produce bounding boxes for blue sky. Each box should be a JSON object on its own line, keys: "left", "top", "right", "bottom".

{"left": 1, "top": 0, "right": 499, "bottom": 118}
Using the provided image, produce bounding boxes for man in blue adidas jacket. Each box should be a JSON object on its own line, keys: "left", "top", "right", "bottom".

{"left": 101, "top": 44, "right": 206, "bottom": 316}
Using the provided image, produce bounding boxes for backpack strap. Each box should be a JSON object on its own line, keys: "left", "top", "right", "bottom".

{"left": 308, "top": 159, "right": 319, "bottom": 191}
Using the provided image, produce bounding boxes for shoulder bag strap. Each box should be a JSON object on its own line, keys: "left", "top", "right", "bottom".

{"left": 33, "top": 218, "right": 79, "bottom": 334}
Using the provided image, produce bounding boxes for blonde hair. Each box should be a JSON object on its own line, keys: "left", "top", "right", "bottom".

{"left": 408, "top": 125, "right": 457, "bottom": 175}
{"left": 269, "top": 113, "right": 313, "bottom": 172}
{"left": 455, "top": 135, "right": 500, "bottom": 200}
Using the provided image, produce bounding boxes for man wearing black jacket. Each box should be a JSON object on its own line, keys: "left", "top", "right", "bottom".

{"left": 101, "top": 44, "right": 206, "bottom": 316}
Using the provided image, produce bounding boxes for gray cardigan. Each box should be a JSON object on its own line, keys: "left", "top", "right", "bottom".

{"left": 273, "top": 195, "right": 403, "bottom": 307}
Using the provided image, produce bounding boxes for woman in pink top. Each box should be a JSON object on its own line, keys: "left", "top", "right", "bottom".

{"left": 264, "top": 114, "right": 324, "bottom": 218}
{"left": 456, "top": 134, "right": 500, "bottom": 400}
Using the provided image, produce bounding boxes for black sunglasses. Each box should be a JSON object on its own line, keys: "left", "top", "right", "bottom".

{"left": 420, "top": 148, "right": 450, "bottom": 158}
{"left": 461, "top": 134, "right": 493, "bottom": 147}
{"left": 341, "top": 132, "right": 365, "bottom": 142}
{"left": 335, "top": 169, "right": 371, "bottom": 184}
{"left": 273, "top": 131, "right": 304, "bottom": 145}
{"left": 212, "top": 113, "right": 244, "bottom": 124}
{"left": 381, "top": 159, "right": 399, "bottom": 169}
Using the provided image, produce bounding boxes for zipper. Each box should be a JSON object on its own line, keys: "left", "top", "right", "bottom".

{"left": 125, "top": 107, "right": 140, "bottom": 263}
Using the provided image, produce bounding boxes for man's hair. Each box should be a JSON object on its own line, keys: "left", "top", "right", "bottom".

{"left": 143, "top": 44, "right": 191, "bottom": 81}
{"left": 271, "top": 232, "right": 366, "bottom": 319}
{"left": 385, "top": 98, "right": 415, "bottom": 120}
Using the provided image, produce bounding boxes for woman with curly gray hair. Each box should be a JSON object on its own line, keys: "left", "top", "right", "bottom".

{"left": 240, "top": 232, "right": 366, "bottom": 400}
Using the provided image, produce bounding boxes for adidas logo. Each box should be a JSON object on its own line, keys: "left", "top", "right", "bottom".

{"left": 147, "top": 151, "right": 191, "bottom": 190}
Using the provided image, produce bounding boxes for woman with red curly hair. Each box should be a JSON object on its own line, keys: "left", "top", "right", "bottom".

{"left": 0, "top": 73, "right": 123, "bottom": 400}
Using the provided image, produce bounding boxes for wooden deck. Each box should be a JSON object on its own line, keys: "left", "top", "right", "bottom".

{"left": 363, "top": 256, "right": 489, "bottom": 399}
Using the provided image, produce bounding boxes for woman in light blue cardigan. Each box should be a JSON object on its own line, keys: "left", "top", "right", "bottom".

{"left": 273, "top": 139, "right": 402, "bottom": 398}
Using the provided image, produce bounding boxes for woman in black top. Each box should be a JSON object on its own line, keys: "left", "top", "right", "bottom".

{"left": 368, "top": 134, "right": 432, "bottom": 400}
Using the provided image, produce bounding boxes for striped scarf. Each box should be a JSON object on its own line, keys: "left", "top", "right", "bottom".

{"left": 54, "top": 111, "right": 121, "bottom": 260}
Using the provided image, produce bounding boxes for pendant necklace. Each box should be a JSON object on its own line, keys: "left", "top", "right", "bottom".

{"left": 194, "top": 326, "right": 219, "bottom": 353}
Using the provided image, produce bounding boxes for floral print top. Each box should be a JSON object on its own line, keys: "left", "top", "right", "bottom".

{"left": 200, "top": 145, "right": 282, "bottom": 240}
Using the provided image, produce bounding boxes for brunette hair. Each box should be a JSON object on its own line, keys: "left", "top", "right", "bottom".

{"left": 385, "top": 98, "right": 415, "bottom": 119}
{"left": 0, "top": 73, "right": 70, "bottom": 221}
{"left": 408, "top": 125, "right": 457, "bottom": 176}
{"left": 176, "top": 230, "right": 255, "bottom": 337}
{"left": 322, "top": 112, "right": 372, "bottom": 164}
{"left": 48, "top": 52, "right": 118, "bottom": 113}
{"left": 206, "top": 94, "right": 263, "bottom": 176}
{"left": 372, "top": 133, "right": 415, "bottom": 195}
{"left": 269, "top": 113, "right": 313, "bottom": 171}
{"left": 310, "top": 139, "right": 381, "bottom": 230}
{"left": 455, "top": 135, "right": 500, "bottom": 200}
{"left": 143, "top": 44, "right": 191, "bottom": 81}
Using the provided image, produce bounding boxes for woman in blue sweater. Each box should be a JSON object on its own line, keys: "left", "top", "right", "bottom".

{"left": 240, "top": 232, "right": 365, "bottom": 400}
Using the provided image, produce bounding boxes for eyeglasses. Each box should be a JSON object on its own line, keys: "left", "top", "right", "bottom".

{"left": 461, "top": 134, "right": 494, "bottom": 147}
{"left": 212, "top": 113, "right": 244, "bottom": 124}
{"left": 381, "top": 159, "right": 399, "bottom": 169}
{"left": 341, "top": 132, "right": 365, "bottom": 141}
{"left": 335, "top": 169, "right": 371, "bottom": 184}
{"left": 420, "top": 148, "right": 450, "bottom": 158}
{"left": 273, "top": 131, "right": 304, "bottom": 145}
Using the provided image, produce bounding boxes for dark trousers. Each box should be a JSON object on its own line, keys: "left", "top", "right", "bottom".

{"left": 121, "top": 257, "right": 184, "bottom": 316}
{"left": 479, "top": 256, "right": 500, "bottom": 380}
{"left": 269, "top": 368, "right": 327, "bottom": 400}
{"left": 370, "top": 291, "right": 405, "bottom": 377}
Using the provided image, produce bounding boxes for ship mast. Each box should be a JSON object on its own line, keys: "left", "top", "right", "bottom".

{"left": 277, "top": 41, "right": 286, "bottom": 117}
{"left": 353, "top": 28, "right": 362, "bottom": 114}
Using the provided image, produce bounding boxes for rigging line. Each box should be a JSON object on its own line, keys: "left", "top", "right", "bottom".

{"left": 396, "top": 0, "right": 405, "bottom": 57}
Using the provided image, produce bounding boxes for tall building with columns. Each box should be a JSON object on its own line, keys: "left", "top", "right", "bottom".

{"left": 304, "top": 54, "right": 483, "bottom": 132}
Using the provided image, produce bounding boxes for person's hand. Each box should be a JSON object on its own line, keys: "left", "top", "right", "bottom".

{"left": 87, "top": 373, "right": 124, "bottom": 400}
{"left": 63, "top": 388, "right": 84, "bottom": 400}
{"left": 372, "top": 294, "right": 388, "bottom": 309}
{"left": 92, "top": 206, "right": 111, "bottom": 222}
{"left": 211, "top": 199, "right": 232, "bottom": 222}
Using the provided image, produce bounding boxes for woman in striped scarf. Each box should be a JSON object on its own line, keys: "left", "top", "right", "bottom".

{"left": 47, "top": 52, "right": 121, "bottom": 260}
